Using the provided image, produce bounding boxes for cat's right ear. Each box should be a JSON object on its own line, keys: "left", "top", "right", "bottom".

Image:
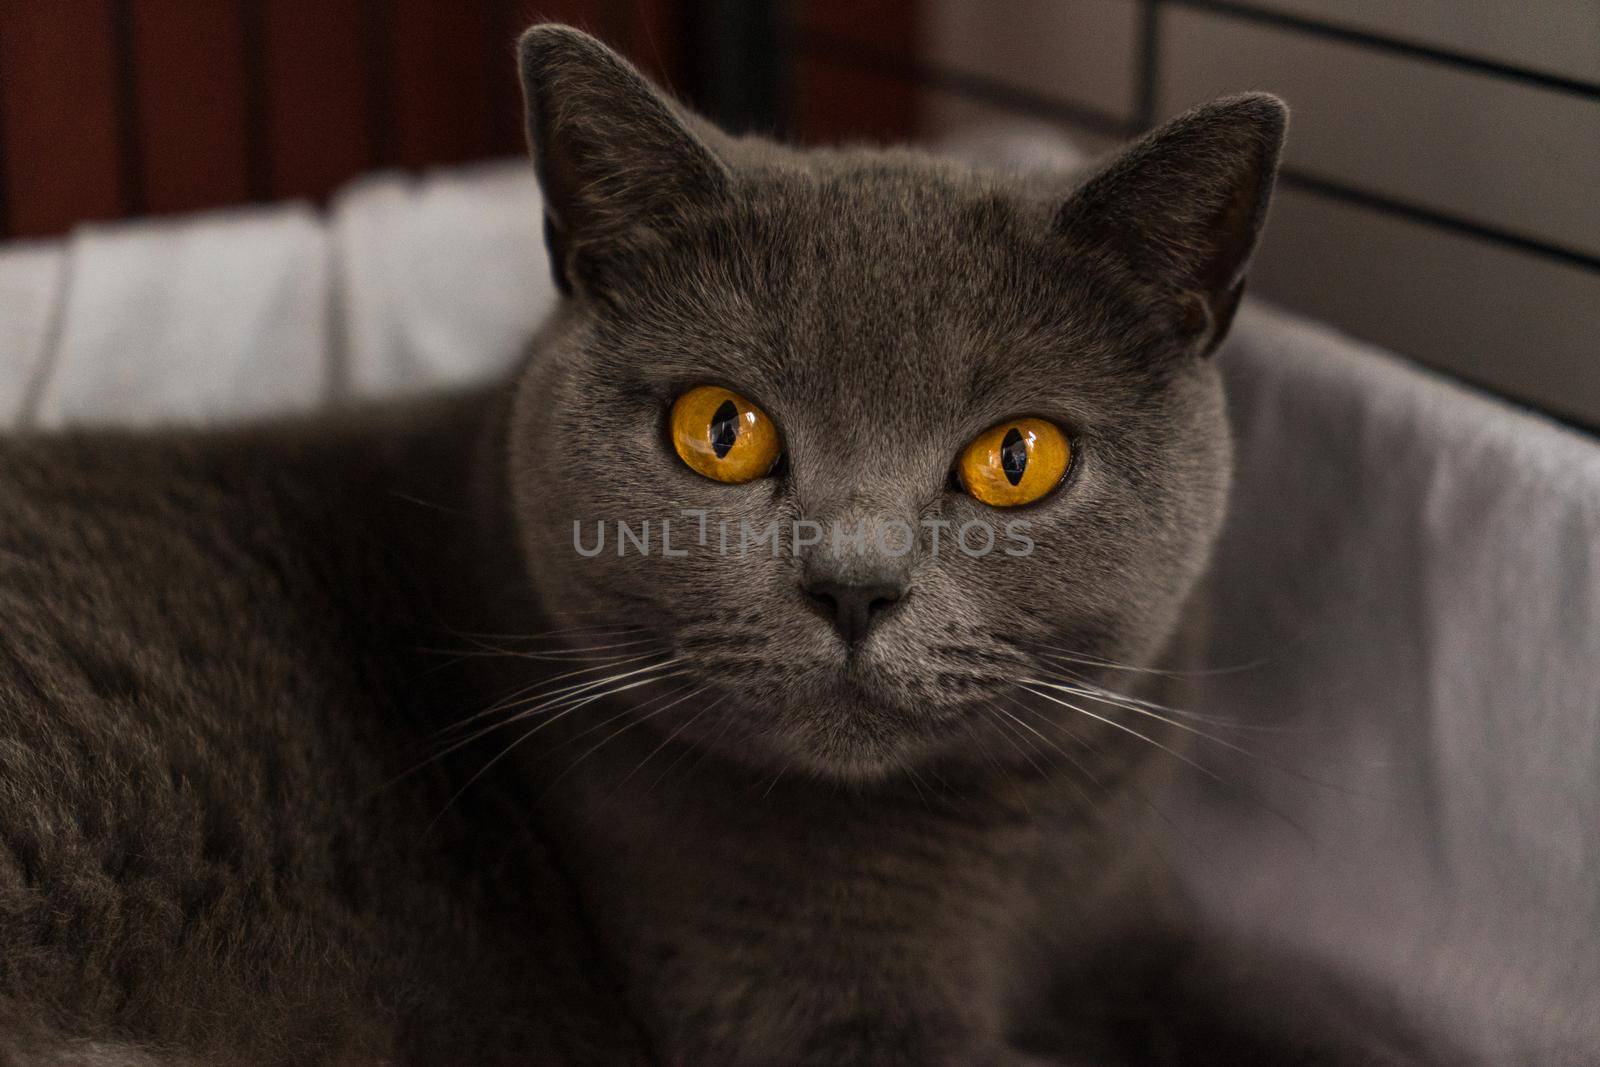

{"left": 518, "top": 25, "right": 731, "bottom": 296}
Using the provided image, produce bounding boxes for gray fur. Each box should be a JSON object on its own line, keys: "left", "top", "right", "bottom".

{"left": 0, "top": 22, "right": 1447, "bottom": 1066}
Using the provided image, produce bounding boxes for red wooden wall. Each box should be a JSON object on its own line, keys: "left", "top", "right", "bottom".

{"left": 789, "top": 0, "right": 917, "bottom": 145}
{"left": 0, "top": 0, "right": 921, "bottom": 240}
{"left": 0, "top": 0, "right": 684, "bottom": 239}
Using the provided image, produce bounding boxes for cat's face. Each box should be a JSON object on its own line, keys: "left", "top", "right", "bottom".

{"left": 506, "top": 27, "right": 1284, "bottom": 781}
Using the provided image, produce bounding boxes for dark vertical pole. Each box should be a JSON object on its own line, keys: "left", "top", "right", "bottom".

{"left": 487, "top": 0, "right": 527, "bottom": 156}
{"left": 1134, "top": 0, "right": 1160, "bottom": 130}
{"left": 238, "top": 0, "right": 272, "bottom": 202}
{"left": 110, "top": 0, "right": 146, "bottom": 217}
{"left": 684, "top": 0, "right": 788, "bottom": 136}
{"left": 364, "top": 0, "right": 396, "bottom": 169}
{"left": 0, "top": 32, "right": 10, "bottom": 239}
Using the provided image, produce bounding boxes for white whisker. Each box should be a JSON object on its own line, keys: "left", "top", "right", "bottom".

{"left": 1022, "top": 642, "right": 1271, "bottom": 678}
{"left": 543, "top": 684, "right": 712, "bottom": 795}
{"left": 433, "top": 652, "right": 679, "bottom": 740}
{"left": 1016, "top": 682, "right": 1312, "bottom": 837}
{"left": 1026, "top": 676, "right": 1364, "bottom": 795}
{"left": 1018, "top": 682, "right": 1233, "bottom": 788}
{"left": 607, "top": 693, "right": 727, "bottom": 801}
{"left": 425, "top": 667, "right": 691, "bottom": 831}
{"left": 438, "top": 662, "right": 688, "bottom": 764}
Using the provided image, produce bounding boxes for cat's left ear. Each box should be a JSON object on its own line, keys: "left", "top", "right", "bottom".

{"left": 1057, "top": 94, "right": 1287, "bottom": 357}
{"left": 517, "top": 24, "right": 731, "bottom": 294}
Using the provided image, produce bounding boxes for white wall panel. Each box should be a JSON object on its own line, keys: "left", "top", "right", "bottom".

{"left": 921, "top": 0, "right": 1142, "bottom": 122}
{"left": 1248, "top": 0, "right": 1600, "bottom": 84}
{"left": 1250, "top": 187, "right": 1600, "bottom": 424}
{"left": 1158, "top": 6, "right": 1600, "bottom": 256}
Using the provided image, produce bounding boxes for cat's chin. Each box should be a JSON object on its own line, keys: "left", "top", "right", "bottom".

{"left": 729, "top": 675, "right": 969, "bottom": 785}
{"left": 766, "top": 727, "right": 930, "bottom": 785}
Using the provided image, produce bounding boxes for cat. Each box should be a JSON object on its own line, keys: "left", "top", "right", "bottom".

{"left": 0, "top": 22, "right": 1444, "bottom": 1067}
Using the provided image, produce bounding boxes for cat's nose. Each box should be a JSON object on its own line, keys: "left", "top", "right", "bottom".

{"left": 802, "top": 579, "right": 906, "bottom": 645}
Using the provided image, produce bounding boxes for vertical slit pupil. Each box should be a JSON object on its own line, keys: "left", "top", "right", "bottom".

{"left": 709, "top": 400, "right": 740, "bottom": 459}
{"left": 1000, "top": 428, "right": 1028, "bottom": 486}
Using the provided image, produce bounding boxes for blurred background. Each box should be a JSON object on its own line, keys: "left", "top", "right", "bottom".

{"left": 1, "top": 1, "right": 1596, "bottom": 424}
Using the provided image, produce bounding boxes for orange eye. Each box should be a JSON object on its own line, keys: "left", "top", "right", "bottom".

{"left": 670, "top": 386, "right": 781, "bottom": 484}
{"left": 956, "top": 418, "right": 1070, "bottom": 507}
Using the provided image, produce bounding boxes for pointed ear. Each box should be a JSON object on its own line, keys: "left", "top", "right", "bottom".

{"left": 517, "top": 25, "right": 731, "bottom": 294}
{"left": 1058, "top": 94, "right": 1287, "bottom": 356}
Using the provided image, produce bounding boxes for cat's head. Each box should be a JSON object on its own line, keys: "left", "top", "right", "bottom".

{"left": 505, "top": 26, "right": 1285, "bottom": 782}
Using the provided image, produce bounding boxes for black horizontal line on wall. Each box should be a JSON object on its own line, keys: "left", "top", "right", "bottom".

{"left": 791, "top": 28, "right": 1600, "bottom": 276}
{"left": 1275, "top": 172, "right": 1600, "bottom": 273}
{"left": 1169, "top": 0, "right": 1600, "bottom": 102}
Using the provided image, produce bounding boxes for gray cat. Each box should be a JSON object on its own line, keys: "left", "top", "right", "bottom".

{"left": 0, "top": 23, "right": 1440, "bottom": 1067}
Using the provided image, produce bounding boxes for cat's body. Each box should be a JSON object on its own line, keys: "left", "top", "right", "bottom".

{"left": 0, "top": 387, "right": 1160, "bottom": 1065}
{"left": 0, "top": 23, "right": 1447, "bottom": 1067}
{"left": 0, "top": 394, "right": 654, "bottom": 1063}
{"left": 546, "top": 704, "right": 1178, "bottom": 1065}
